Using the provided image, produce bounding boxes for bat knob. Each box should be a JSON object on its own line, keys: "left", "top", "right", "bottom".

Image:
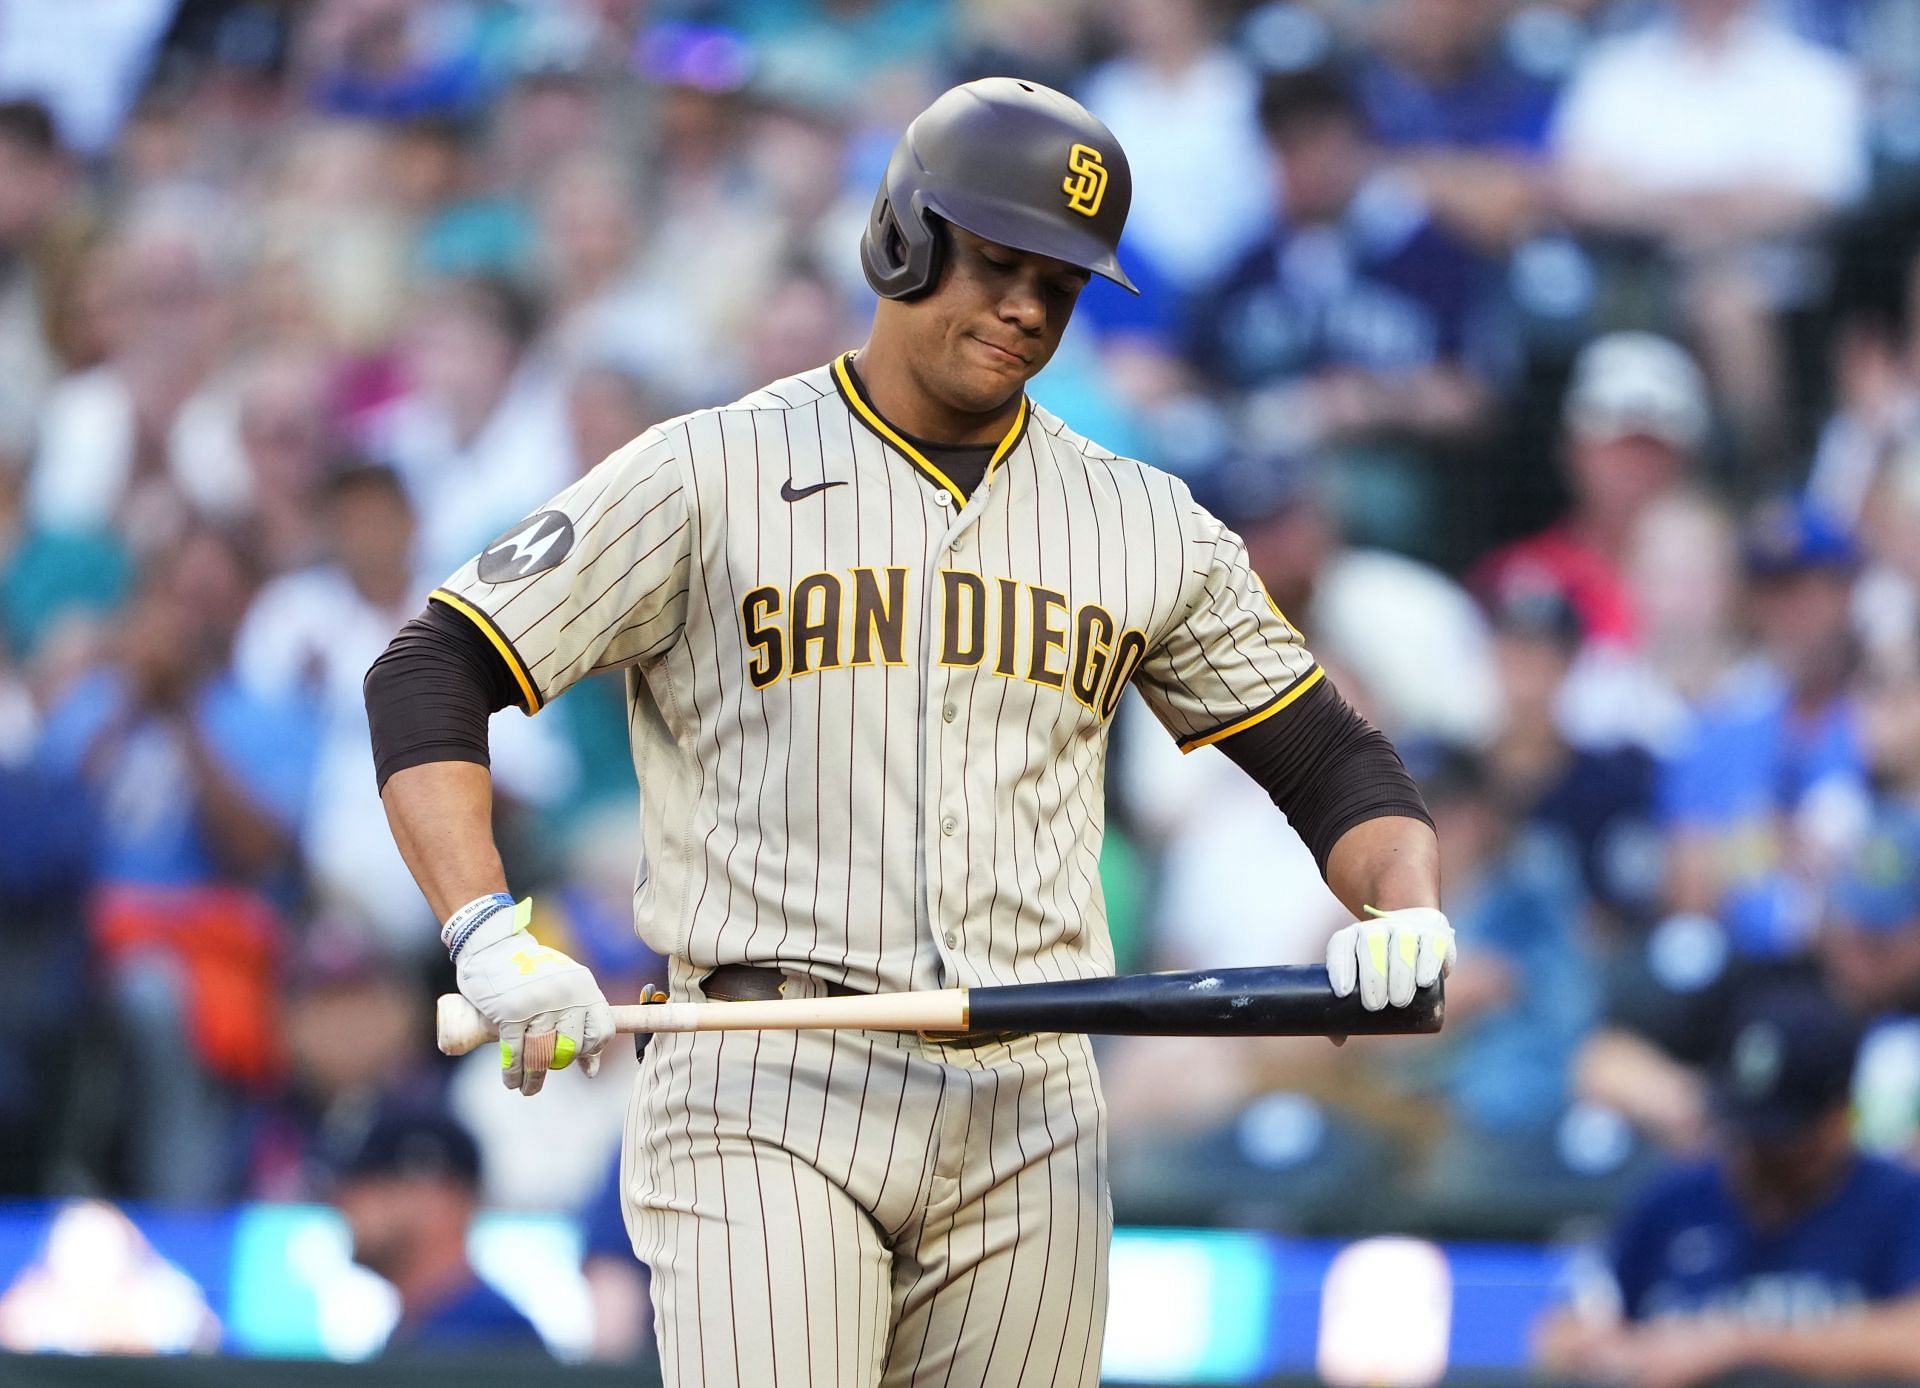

{"left": 436, "top": 993, "right": 497, "bottom": 1056}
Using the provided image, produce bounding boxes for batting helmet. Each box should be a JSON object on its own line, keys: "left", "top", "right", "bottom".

{"left": 861, "top": 77, "right": 1137, "bottom": 300}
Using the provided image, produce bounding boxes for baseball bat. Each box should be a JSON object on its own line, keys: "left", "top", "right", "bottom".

{"left": 435, "top": 964, "right": 1443, "bottom": 1056}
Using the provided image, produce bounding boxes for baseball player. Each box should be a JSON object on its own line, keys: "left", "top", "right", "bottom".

{"left": 366, "top": 78, "right": 1451, "bottom": 1387}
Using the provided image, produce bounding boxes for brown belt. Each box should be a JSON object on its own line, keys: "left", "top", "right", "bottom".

{"left": 698, "top": 964, "right": 1019, "bottom": 1048}
{"left": 700, "top": 963, "right": 861, "bottom": 1002}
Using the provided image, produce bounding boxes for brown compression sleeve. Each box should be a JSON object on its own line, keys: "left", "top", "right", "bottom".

{"left": 365, "top": 601, "right": 523, "bottom": 791}
{"left": 1212, "top": 677, "right": 1432, "bottom": 874}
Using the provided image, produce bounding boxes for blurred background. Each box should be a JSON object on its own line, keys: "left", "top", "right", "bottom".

{"left": 4, "top": 0, "right": 1920, "bottom": 1384}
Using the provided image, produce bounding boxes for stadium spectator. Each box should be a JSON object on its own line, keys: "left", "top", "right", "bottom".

{"left": 1610, "top": 488, "right": 1746, "bottom": 733}
{"left": 1356, "top": 0, "right": 1560, "bottom": 253}
{"left": 1819, "top": 800, "right": 1920, "bottom": 1156}
{"left": 357, "top": 275, "right": 576, "bottom": 580}
{"left": 233, "top": 460, "right": 571, "bottom": 957}
{"left": 1406, "top": 746, "right": 1612, "bottom": 1216}
{"left": 1550, "top": 0, "right": 1868, "bottom": 465}
{"left": 26, "top": 195, "right": 253, "bottom": 549}
{"left": 0, "top": 620, "right": 93, "bottom": 1195}
{"left": 1536, "top": 981, "right": 1920, "bottom": 1388}
{"left": 1660, "top": 494, "right": 1871, "bottom": 959}
{"left": 1807, "top": 211, "right": 1920, "bottom": 529}
{"left": 535, "top": 148, "right": 736, "bottom": 411}
{"left": 328, "top": 1104, "right": 549, "bottom": 1358}
{"left": 36, "top": 526, "right": 317, "bottom": 1202}
{"left": 295, "top": 0, "right": 492, "bottom": 124}
{"left": 1481, "top": 583, "right": 1662, "bottom": 936}
{"left": 1081, "top": 0, "right": 1274, "bottom": 292}
{"left": 0, "top": 99, "right": 95, "bottom": 460}
{"left": 1848, "top": 441, "right": 1920, "bottom": 682}
{"left": 232, "top": 462, "right": 432, "bottom": 953}
{"left": 1190, "top": 66, "right": 1506, "bottom": 457}
{"left": 251, "top": 926, "right": 443, "bottom": 1202}
{"left": 226, "top": 348, "right": 338, "bottom": 575}
{"left": 1474, "top": 332, "right": 1711, "bottom": 651}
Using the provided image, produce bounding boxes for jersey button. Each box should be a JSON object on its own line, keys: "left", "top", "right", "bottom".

{"left": 944, "top": 931, "right": 959, "bottom": 948}
{"left": 942, "top": 703, "right": 957, "bottom": 723}
{"left": 941, "top": 815, "right": 958, "bottom": 836}
{"left": 934, "top": 489, "right": 953, "bottom": 508}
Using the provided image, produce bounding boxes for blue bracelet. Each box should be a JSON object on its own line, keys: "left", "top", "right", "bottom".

{"left": 442, "top": 893, "right": 517, "bottom": 960}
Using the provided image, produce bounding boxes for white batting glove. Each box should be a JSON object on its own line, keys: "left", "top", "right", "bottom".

{"left": 453, "top": 899, "right": 614, "bottom": 1096}
{"left": 1326, "top": 906, "right": 1456, "bottom": 1012}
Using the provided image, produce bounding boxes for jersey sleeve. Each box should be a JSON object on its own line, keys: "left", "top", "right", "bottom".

{"left": 429, "top": 429, "right": 693, "bottom": 713}
{"left": 1133, "top": 495, "right": 1323, "bottom": 752}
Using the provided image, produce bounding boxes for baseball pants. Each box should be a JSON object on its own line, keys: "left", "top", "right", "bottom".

{"left": 623, "top": 982, "right": 1110, "bottom": 1388}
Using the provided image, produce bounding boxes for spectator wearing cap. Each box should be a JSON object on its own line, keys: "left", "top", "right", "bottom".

{"left": 1537, "top": 982, "right": 1920, "bottom": 1388}
{"left": 329, "top": 1105, "right": 548, "bottom": 1358}
{"left": 249, "top": 923, "right": 445, "bottom": 1202}
{"left": 1474, "top": 332, "right": 1711, "bottom": 651}
{"left": 1660, "top": 495, "right": 1869, "bottom": 959}
{"left": 1189, "top": 64, "right": 1508, "bottom": 475}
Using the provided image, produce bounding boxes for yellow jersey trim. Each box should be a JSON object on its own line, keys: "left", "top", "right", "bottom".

{"left": 1178, "top": 665, "right": 1325, "bottom": 753}
{"left": 832, "top": 352, "right": 1028, "bottom": 506}
{"left": 430, "top": 588, "right": 544, "bottom": 714}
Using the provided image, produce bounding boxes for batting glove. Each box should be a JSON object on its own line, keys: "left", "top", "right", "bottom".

{"left": 452, "top": 898, "right": 614, "bottom": 1096}
{"left": 1326, "top": 905, "right": 1456, "bottom": 1012}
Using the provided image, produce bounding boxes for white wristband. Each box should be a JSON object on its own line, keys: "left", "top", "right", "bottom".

{"left": 442, "top": 893, "right": 517, "bottom": 959}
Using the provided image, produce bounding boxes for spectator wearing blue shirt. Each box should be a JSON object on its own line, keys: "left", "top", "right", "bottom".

{"left": 1538, "top": 981, "right": 1920, "bottom": 1388}
{"left": 1187, "top": 66, "right": 1508, "bottom": 458}
{"left": 1659, "top": 496, "right": 1869, "bottom": 959}
{"left": 329, "top": 1104, "right": 549, "bottom": 1360}
{"left": 1409, "top": 746, "right": 1611, "bottom": 1213}
{"left": 35, "top": 526, "right": 319, "bottom": 1204}
{"left": 1356, "top": 0, "right": 1562, "bottom": 253}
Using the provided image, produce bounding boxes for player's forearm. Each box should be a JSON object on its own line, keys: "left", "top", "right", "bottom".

{"left": 1323, "top": 814, "right": 1440, "bottom": 920}
{"left": 379, "top": 760, "right": 511, "bottom": 923}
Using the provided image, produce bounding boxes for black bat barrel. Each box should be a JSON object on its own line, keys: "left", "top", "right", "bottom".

{"left": 965, "top": 964, "right": 1443, "bottom": 1037}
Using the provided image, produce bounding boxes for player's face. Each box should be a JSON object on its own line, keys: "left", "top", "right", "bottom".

{"left": 908, "top": 225, "right": 1089, "bottom": 414}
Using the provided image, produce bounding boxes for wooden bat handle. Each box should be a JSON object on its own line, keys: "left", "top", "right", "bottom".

{"left": 434, "top": 989, "right": 972, "bottom": 1056}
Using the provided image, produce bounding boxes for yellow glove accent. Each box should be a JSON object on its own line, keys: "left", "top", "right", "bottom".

{"left": 1367, "top": 929, "right": 1389, "bottom": 977}
{"left": 500, "top": 1041, "right": 513, "bottom": 1070}
{"left": 1399, "top": 932, "right": 1420, "bottom": 968}
{"left": 552, "top": 1035, "right": 578, "bottom": 1070}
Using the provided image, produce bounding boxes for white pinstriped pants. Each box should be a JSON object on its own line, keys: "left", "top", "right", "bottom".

{"left": 624, "top": 1018, "right": 1110, "bottom": 1387}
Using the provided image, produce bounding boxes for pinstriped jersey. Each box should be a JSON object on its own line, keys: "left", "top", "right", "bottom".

{"left": 432, "top": 353, "right": 1321, "bottom": 993}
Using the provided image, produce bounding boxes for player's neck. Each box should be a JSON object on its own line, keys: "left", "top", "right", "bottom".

{"left": 848, "top": 338, "right": 1021, "bottom": 447}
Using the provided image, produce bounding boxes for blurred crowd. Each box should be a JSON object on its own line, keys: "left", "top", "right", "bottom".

{"left": 7, "top": 0, "right": 1920, "bottom": 1372}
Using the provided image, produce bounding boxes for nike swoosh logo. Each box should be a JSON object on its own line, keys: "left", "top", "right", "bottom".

{"left": 780, "top": 478, "right": 847, "bottom": 502}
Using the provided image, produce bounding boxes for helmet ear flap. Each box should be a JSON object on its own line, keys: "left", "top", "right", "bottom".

{"left": 861, "top": 187, "right": 941, "bottom": 299}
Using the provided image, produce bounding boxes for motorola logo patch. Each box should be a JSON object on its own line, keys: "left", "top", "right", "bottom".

{"left": 478, "top": 510, "right": 575, "bottom": 583}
